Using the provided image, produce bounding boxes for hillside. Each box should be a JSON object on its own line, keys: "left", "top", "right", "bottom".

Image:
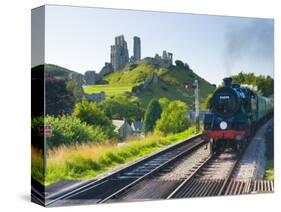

{"left": 32, "top": 64, "right": 84, "bottom": 115}
{"left": 86, "top": 62, "right": 216, "bottom": 108}
{"left": 44, "top": 64, "right": 82, "bottom": 78}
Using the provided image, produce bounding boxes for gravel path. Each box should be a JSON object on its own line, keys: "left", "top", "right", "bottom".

{"left": 232, "top": 119, "right": 273, "bottom": 180}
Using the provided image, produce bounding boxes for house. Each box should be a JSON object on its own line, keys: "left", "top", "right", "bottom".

{"left": 112, "top": 119, "right": 133, "bottom": 139}
{"left": 131, "top": 121, "right": 143, "bottom": 135}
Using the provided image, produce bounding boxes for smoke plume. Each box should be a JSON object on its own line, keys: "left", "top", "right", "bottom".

{"left": 223, "top": 20, "right": 274, "bottom": 76}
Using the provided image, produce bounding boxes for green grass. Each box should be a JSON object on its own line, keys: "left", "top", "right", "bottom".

{"left": 43, "top": 127, "right": 200, "bottom": 185}
{"left": 266, "top": 160, "right": 274, "bottom": 180}
{"left": 31, "top": 148, "right": 45, "bottom": 185}
{"left": 99, "top": 63, "right": 215, "bottom": 108}
{"left": 83, "top": 84, "right": 133, "bottom": 96}
{"left": 104, "top": 64, "right": 157, "bottom": 85}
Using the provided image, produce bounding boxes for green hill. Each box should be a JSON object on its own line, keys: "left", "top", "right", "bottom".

{"left": 32, "top": 64, "right": 84, "bottom": 115}
{"left": 85, "top": 62, "right": 216, "bottom": 109}
{"left": 44, "top": 64, "right": 80, "bottom": 77}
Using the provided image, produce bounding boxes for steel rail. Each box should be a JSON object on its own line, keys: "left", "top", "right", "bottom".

{"left": 217, "top": 155, "right": 240, "bottom": 195}
{"left": 166, "top": 151, "right": 241, "bottom": 198}
{"left": 166, "top": 154, "right": 212, "bottom": 199}
{"left": 45, "top": 133, "right": 204, "bottom": 206}
{"left": 98, "top": 139, "right": 207, "bottom": 203}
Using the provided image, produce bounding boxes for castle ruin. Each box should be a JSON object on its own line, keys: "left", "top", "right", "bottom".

{"left": 110, "top": 35, "right": 129, "bottom": 71}
{"left": 133, "top": 36, "right": 141, "bottom": 61}
{"left": 139, "top": 50, "right": 173, "bottom": 68}
{"left": 85, "top": 35, "right": 173, "bottom": 86}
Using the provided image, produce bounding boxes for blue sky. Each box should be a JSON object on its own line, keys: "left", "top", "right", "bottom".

{"left": 44, "top": 5, "right": 274, "bottom": 85}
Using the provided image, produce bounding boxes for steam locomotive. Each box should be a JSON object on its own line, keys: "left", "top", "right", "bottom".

{"left": 204, "top": 77, "right": 273, "bottom": 153}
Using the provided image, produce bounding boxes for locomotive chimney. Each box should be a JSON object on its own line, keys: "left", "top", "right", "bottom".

{"left": 223, "top": 77, "right": 232, "bottom": 87}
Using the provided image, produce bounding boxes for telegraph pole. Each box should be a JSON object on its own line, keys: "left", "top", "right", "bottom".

{"left": 194, "top": 80, "right": 200, "bottom": 132}
{"left": 183, "top": 80, "right": 200, "bottom": 132}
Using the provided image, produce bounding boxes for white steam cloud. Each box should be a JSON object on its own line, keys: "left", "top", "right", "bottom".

{"left": 223, "top": 20, "right": 274, "bottom": 76}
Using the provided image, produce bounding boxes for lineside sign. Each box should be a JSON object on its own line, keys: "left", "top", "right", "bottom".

{"left": 39, "top": 125, "right": 52, "bottom": 138}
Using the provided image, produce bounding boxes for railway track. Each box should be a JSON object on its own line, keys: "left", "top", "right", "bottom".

{"left": 39, "top": 120, "right": 273, "bottom": 206}
{"left": 44, "top": 133, "right": 206, "bottom": 206}
{"left": 84, "top": 132, "right": 259, "bottom": 202}
{"left": 223, "top": 119, "right": 274, "bottom": 196}
{"left": 224, "top": 179, "right": 274, "bottom": 195}
{"left": 167, "top": 151, "right": 239, "bottom": 199}
{"left": 167, "top": 119, "right": 274, "bottom": 199}
{"left": 102, "top": 149, "right": 240, "bottom": 202}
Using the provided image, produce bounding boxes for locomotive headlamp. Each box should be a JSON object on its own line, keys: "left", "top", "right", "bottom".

{"left": 220, "top": 121, "right": 227, "bottom": 130}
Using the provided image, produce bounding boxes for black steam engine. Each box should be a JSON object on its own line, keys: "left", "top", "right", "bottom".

{"left": 204, "top": 77, "right": 273, "bottom": 153}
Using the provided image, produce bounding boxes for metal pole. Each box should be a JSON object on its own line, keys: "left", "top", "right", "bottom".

{"left": 194, "top": 80, "right": 200, "bottom": 132}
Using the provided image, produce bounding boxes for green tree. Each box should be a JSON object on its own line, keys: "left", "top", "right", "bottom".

{"left": 158, "top": 97, "right": 170, "bottom": 109}
{"left": 175, "top": 60, "right": 184, "bottom": 68}
{"left": 98, "top": 96, "right": 144, "bottom": 122}
{"left": 66, "top": 80, "right": 84, "bottom": 102}
{"left": 232, "top": 72, "right": 273, "bottom": 97}
{"left": 143, "top": 99, "right": 162, "bottom": 134}
{"left": 73, "top": 97, "right": 112, "bottom": 127}
{"left": 156, "top": 100, "right": 190, "bottom": 135}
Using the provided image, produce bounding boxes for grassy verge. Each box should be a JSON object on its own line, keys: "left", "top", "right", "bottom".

{"left": 265, "top": 160, "right": 274, "bottom": 180}
{"left": 43, "top": 127, "right": 199, "bottom": 185}
{"left": 83, "top": 84, "right": 133, "bottom": 96}
{"left": 31, "top": 148, "right": 45, "bottom": 185}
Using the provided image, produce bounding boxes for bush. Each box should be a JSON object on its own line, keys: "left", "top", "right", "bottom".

{"left": 31, "top": 115, "right": 112, "bottom": 148}
{"left": 132, "top": 83, "right": 143, "bottom": 93}
{"left": 156, "top": 100, "right": 190, "bottom": 134}
{"left": 73, "top": 97, "right": 112, "bottom": 127}
{"left": 98, "top": 95, "right": 144, "bottom": 122}
{"left": 31, "top": 116, "right": 44, "bottom": 134}
{"left": 158, "top": 97, "right": 169, "bottom": 109}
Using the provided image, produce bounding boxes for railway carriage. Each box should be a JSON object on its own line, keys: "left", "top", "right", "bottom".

{"left": 204, "top": 77, "right": 273, "bottom": 153}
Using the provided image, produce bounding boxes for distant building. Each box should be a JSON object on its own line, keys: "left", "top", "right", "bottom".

{"left": 133, "top": 36, "right": 141, "bottom": 61}
{"left": 110, "top": 35, "right": 129, "bottom": 71}
{"left": 131, "top": 121, "right": 143, "bottom": 135}
{"left": 84, "top": 70, "right": 98, "bottom": 85}
{"left": 112, "top": 119, "right": 133, "bottom": 139}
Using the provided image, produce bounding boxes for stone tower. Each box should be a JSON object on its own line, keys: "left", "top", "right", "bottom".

{"left": 110, "top": 35, "right": 129, "bottom": 71}
{"left": 133, "top": 36, "right": 141, "bottom": 61}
